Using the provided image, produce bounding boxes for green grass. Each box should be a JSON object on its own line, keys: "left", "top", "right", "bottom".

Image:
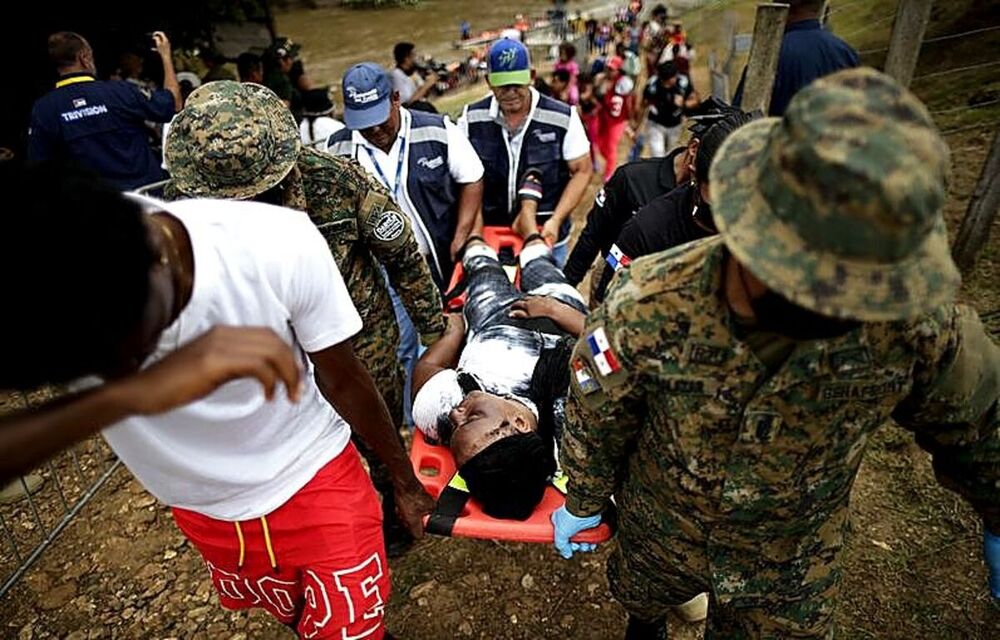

{"left": 679, "top": 0, "right": 1000, "bottom": 135}
{"left": 828, "top": 0, "right": 1000, "bottom": 133}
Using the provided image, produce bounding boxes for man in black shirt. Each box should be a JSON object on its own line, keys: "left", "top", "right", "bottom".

{"left": 563, "top": 98, "right": 739, "bottom": 292}
{"left": 636, "top": 61, "right": 698, "bottom": 157}
{"left": 592, "top": 110, "right": 757, "bottom": 303}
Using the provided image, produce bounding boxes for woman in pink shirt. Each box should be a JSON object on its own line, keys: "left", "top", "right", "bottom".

{"left": 554, "top": 42, "right": 580, "bottom": 105}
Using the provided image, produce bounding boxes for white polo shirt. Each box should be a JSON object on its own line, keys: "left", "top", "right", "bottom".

{"left": 457, "top": 87, "right": 590, "bottom": 216}
{"left": 352, "top": 108, "right": 484, "bottom": 264}
{"left": 101, "top": 196, "right": 363, "bottom": 521}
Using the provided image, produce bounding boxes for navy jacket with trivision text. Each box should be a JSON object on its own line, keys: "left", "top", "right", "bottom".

{"left": 327, "top": 110, "right": 458, "bottom": 289}
{"left": 28, "top": 73, "right": 175, "bottom": 191}
{"left": 461, "top": 94, "right": 571, "bottom": 225}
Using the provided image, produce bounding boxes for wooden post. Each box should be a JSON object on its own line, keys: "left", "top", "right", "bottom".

{"left": 884, "top": 0, "right": 934, "bottom": 87}
{"left": 952, "top": 130, "right": 1000, "bottom": 272}
{"left": 740, "top": 3, "right": 790, "bottom": 115}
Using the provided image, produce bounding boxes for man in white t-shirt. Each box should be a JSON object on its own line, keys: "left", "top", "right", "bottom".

{"left": 391, "top": 42, "right": 438, "bottom": 110}
{"left": 0, "top": 162, "right": 433, "bottom": 640}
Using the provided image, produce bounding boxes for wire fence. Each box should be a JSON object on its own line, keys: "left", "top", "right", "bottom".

{"left": 941, "top": 118, "right": 1000, "bottom": 136}
{"left": 859, "top": 23, "right": 1000, "bottom": 55}
{"left": 827, "top": 0, "right": 1000, "bottom": 137}
{"left": 931, "top": 98, "right": 1000, "bottom": 115}
{"left": 0, "top": 392, "right": 122, "bottom": 600}
{"left": 840, "top": 9, "right": 899, "bottom": 41}
{"left": 913, "top": 59, "right": 1000, "bottom": 81}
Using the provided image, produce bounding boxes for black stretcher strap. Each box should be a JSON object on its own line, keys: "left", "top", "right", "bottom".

{"left": 425, "top": 484, "right": 472, "bottom": 537}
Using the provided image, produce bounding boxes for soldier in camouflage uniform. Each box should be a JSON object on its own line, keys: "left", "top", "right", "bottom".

{"left": 164, "top": 81, "right": 445, "bottom": 554}
{"left": 552, "top": 68, "right": 1000, "bottom": 639}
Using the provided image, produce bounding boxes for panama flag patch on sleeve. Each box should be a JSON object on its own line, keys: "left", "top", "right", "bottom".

{"left": 572, "top": 358, "right": 600, "bottom": 394}
{"left": 605, "top": 243, "right": 632, "bottom": 272}
{"left": 587, "top": 327, "right": 622, "bottom": 377}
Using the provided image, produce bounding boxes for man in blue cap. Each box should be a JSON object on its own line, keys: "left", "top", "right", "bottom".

{"left": 328, "top": 62, "right": 485, "bottom": 429}
{"left": 458, "top": 38, "right": 593, "bottom": 267}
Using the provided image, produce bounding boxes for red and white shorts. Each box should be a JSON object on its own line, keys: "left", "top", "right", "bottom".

{"left": 172, "top": 444, "right": 389, "bottom": 639}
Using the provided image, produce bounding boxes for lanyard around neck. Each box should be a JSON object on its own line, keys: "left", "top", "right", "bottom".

{"left": 363, "top": 137, "right": 406, "bottom": 201}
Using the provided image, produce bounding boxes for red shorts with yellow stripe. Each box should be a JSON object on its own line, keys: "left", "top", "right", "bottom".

{"left": 172, "top": 444, "right": 389, "bottom": 639}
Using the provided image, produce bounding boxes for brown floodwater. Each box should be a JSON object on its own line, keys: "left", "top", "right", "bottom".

{"left": 275, "top": 0, "right": 611, "bottom": 88}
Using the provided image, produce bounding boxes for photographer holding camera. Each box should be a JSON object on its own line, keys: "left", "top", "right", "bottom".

{"left": 391, "top": 42, "right": 438, "bottom": 113}
{"left": 29, "top": 30, "right": 180, "bottom": 191}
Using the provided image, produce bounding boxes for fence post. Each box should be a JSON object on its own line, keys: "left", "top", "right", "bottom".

{"left": 883, "top": 0, "right": 934, "bottom": 87}
{"left": 952, "top": 129, "right": 1000, "bottom": 272}
{"left": 740, "top": 3, "right": 790, "bottom": 115}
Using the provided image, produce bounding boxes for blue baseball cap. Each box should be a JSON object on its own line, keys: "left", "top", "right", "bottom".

{"left": 488, "top": 38, "right": 531, "bottom": 86}
{"left": 342, "top": 62, "right": 392, "bottom": 130}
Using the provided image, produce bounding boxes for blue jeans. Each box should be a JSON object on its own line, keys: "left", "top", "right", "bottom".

{"left": 551, "top": 239, "right": 569, "bottom": 268}
{"left": 545, "top": 217, "right": 572, "bottom": 269}
{"left": 386, "top": 281, "right": 423, "bottom": 427}
{"left": 463, "top": 247, "right": 587, "bottom": 333}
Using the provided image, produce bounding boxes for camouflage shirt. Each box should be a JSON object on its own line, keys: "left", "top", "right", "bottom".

{"left": 562, "top": 237, "right": 999, "bottom": 599}
{"left": 293, "top": 147, "right": 444, "bottom": 347}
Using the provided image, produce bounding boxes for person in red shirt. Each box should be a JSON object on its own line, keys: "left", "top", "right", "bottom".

{"left": 595, "top": 56, "right": 635, "bottom": 182}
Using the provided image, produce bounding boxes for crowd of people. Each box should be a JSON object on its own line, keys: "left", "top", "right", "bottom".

{"left": 4, "top": 1, "right": 1000, "bottom": 639}
{"left": 531, "top": 3, "right": 700, "bottom": 182}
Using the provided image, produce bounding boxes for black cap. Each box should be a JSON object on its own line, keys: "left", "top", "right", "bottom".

{"left": 301, "top": 88, "right": 334, "bottom": 116}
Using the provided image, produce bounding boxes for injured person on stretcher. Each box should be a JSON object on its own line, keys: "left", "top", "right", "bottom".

{"left": 411, "top": 235, "right": 588, "bottom": 521}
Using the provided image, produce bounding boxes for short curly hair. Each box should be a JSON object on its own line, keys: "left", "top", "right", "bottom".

{"left": 0, "top": 162, "right": 156, "bottom": 389}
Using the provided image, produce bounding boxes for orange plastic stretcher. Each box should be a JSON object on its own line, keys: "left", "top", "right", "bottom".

{"left": 411, "top": 430, "right": 612, "bottom": 543}
{"left": 444, "top": 226, "right": 528, "bottom": 311}
{"left": 410, "top": 226, "right": 613, "bottom": 544}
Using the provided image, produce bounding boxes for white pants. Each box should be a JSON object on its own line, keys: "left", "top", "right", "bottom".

{"left": 646, "top": 121, "right": 682, "bottom": 158}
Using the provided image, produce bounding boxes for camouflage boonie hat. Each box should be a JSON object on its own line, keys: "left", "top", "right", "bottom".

{"left": 165, "top": 81, "right": 300, "bottom": 200}
{"left": 710, "top": 68, "right": 958, "bottom": 322}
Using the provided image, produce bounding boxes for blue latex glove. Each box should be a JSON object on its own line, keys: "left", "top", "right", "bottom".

{"left": 552, "top": 505, "right": 602, "bottom": 559}
{"left": 985, "top": 529, "right": 1000, "bottom": 599}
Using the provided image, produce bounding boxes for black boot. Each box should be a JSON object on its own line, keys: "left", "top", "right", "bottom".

{"left": 624, "top": 615, "right": 667, "bottom": 640}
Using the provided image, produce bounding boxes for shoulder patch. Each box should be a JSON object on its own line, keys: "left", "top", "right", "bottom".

{"left": 587, "top": 327, "right": 622, "bottom": 377}
{"left": 594, "top": 188, "right": 607, "bottom": 208}
{"left": 572, "top": 357, "right": 601, "bottom": 395}
{"left": 372, "top": 209, "right": 405, "bottom": 242}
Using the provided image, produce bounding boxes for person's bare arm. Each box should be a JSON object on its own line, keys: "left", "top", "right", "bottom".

{"left": 509, "top": 296, "right": 586, "bottom": 336}
{"left": 152, "top": 32, "right": 181, "bottom": 111}
{"left": 412, "top": 314, "right": 466, "bottom": 396}
{"left": 408, "top": 72, "right": 440, "bottom": 104}
{"left": 310, "top": 341, "right": 435, "bottom": 536}
{"left": 684, "top": 88, "right": 700, "bottom": 110}
{"left": 0, "top": 327, "right": 301, "bottom": 484}
{"left": 450, "top": 180, "right": 484, "bottom": 261}
{"left": 631, "top": 100, "right": 649, "bottom": 131}
{"left": 541, "top": 154, "right": 593, "bottom": 243}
